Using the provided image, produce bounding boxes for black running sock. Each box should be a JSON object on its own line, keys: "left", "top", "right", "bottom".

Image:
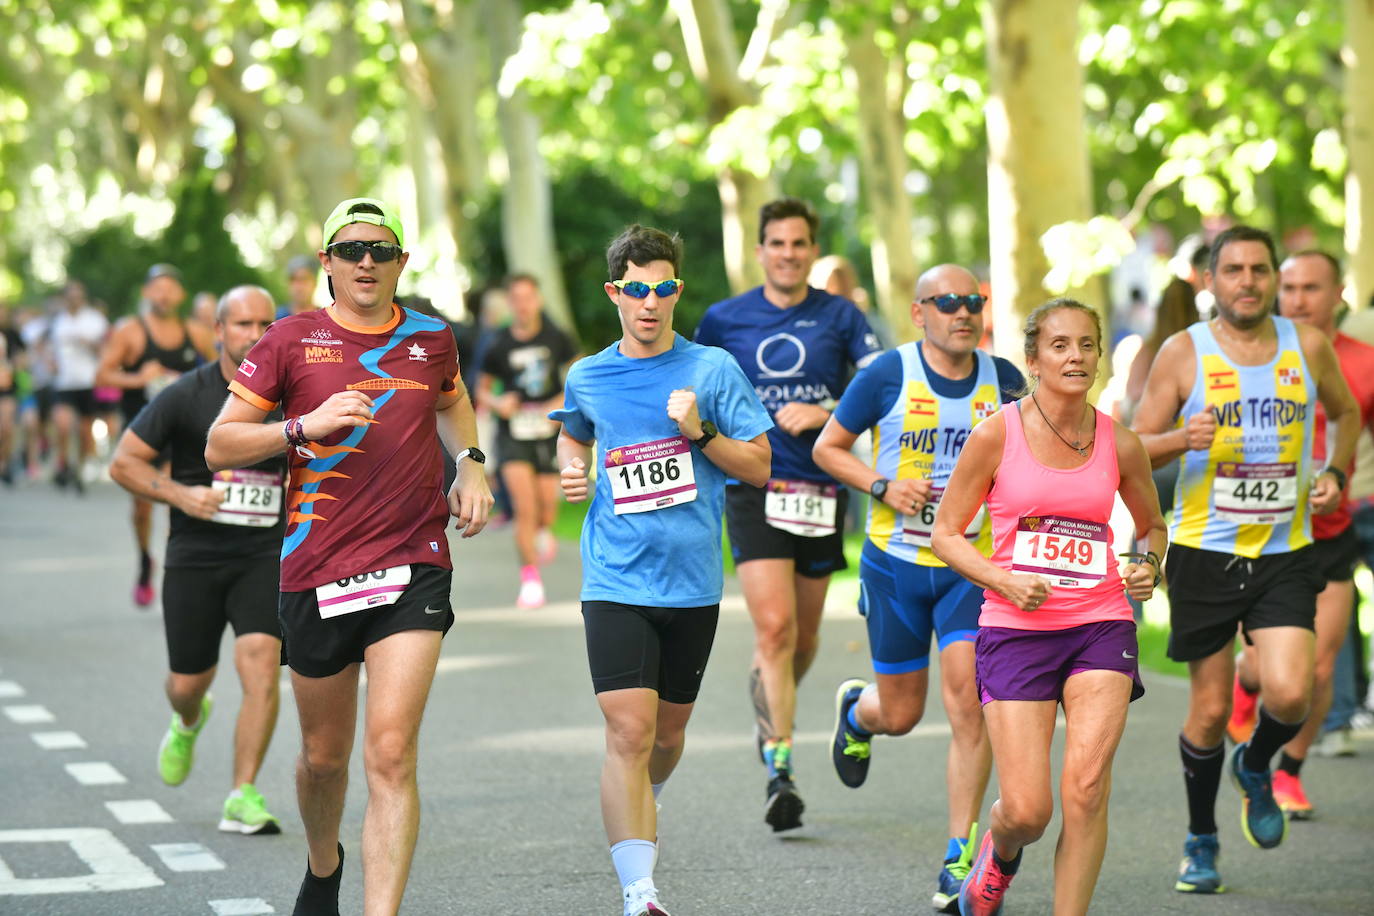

{"left": 138, "top": 550, "right": 152, "bottom": 585}
{"left": 294, "top": 843, "right": 344, "bottom": 916}
{"left": 1243, "top": 706, "right": 1304, "bottom": 772}
{"left": 992, "top": 847, "right": 1022, "bottom": 876}
{"left": 1277, "top": 751, "right": 1305, "bottom": 777}
{"left": 1179, "top": 733, "right": 1224, "bottom": 836}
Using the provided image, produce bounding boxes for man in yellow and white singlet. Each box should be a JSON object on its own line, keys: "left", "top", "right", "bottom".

{"left": 1133, "top": 224, "right": 1359, "bottom": 895}
{"left": 812, "top": 264, "right": 1023, "bottom": 913}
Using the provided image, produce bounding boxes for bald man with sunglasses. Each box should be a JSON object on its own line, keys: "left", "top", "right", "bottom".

{"left": 813, "top": 264, "right": 1024, "bottom": 911}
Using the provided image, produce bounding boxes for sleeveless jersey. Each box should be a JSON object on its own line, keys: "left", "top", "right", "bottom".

{"left": 867, "top": 344, "right": 999, "bottom": 566}
{"left": 122, "top": 317, "right": 201, "bottom": 418}
{"left": 981, "top": 402, "right": 1131, "bottom": 630}
{"left": 1169, "top": 317, "right": 1315, "bottom": 558}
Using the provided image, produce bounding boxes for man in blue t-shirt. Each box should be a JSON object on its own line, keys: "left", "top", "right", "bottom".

{"left": 695, "top": 197, "right": 882, "bottom": 831}
{"left": 813, "top": 264, "right": 1024, "bottom": 912}
{"left": 552, "top": 224, "right": 773, "bottom": 916}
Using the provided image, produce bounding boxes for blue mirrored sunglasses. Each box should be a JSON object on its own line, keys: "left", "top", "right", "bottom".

{"left": 327, "top": 240, "right": 403, "bottom": 263}
{"left": 613, "top": 279, "right": 683, "bottom": 299}
{"left": 918, "top": 293, "right": 986, "bottom": 314}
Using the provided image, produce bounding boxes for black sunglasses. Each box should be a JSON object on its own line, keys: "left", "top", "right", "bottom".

{"left": 918, "top": 293, "right": 986, "bottom": 314}
{"left": 327, "top": 240, "right": 403, "bottom": 263}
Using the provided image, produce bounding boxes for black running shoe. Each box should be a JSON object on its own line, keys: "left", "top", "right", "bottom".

{"left": 293, "top": 843, "right": 344, "bottom": 916}
{"left": 831, "top": 678, "right": 871, "bottom": 788}
{"left": 764, "top": 772, "right": 805, "bottom": 832}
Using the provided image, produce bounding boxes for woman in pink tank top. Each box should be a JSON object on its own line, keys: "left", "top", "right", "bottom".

{"left": 931, "top": 300, "right": 1167, "bottom": 915}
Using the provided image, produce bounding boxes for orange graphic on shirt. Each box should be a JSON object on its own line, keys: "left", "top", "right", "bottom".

{"left": 346, "top": 378, "right": 429, "bottom": 391}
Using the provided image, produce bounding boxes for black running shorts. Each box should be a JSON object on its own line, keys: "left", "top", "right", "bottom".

{"left": 1309, "top": 525, "right": 1361, "bottom": 584}
{"left": 724, "top": 484, "right": 849, "bottom": 578}
{"left": 278, "top": 564, "right": 454, "bottom": 678}
{"left": 582, "top": 601, "right": 720, "bottom": 704}
{"left": 163, "top": 555, "right": 281, "bottom": 674}
{"left": 496, "top": 429, "right": 559, "bottom": 473}
{"left": 1164, "top": 544, "right": 1323, "bottom": 663}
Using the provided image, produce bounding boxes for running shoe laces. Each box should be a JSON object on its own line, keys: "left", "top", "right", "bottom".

{"left": 157, "top": 694, "right": 212, "bottom": 787}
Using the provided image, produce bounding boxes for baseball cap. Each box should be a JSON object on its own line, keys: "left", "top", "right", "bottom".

{"left": 144, "top": 263, "right": 184, "bottom": 285}
{"left": 322, "top": 198, "right": 405, "bottom": 249}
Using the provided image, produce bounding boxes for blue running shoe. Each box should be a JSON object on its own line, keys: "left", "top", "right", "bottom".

{"left": 1230, "top": 743, "right": 1288, "bottom": 849}
{"left": 932, "top": 823, "right": 977, "bottom": 913}
{"left": 831, "top": 678, "right": 871, "bottom": 788}
{"left": 1174, "top": 832, "right": 1225, "bottom": 894}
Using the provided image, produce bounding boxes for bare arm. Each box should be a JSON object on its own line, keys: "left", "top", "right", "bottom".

{"left": 812, "top": 415, "right": 932, "bottom": 513}
{"left": 931, "top": 414, "right": 1053, "bottom": 612}
{"left": 206, "top": 389, "right": 376, "bottom": 470}
{"left": 667, "top": 388, "right": 770, "bottom": 488}
{"left": 436, "top": 377, "right": 493, "bottom": 537}
{"left": 96, "top": 322, "right": 157, "bottom": 390}
{"left": 1132, "top": 331, "right": 1213, "bottom": 469}
{"left": 1114, "top": 421, "right": 1168, "bottom": 600}
{"left": 557, "top": 430, "right": 593, "bottom": 503}
{"left": 110, "top": 428, "right": 225, "bottom": 520}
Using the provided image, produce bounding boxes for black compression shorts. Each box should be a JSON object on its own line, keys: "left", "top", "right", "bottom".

{"left": 163, "top": 555, "right": 281, "bottom": 674}
{"left": 582, "top": 601, "right": 720, "bottom": 704}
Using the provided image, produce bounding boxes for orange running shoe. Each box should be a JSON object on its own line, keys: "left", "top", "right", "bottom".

{"left": 1271, "top": 770, "right": 1314, "bottom": 820}
{"left": 1227, "top": 674, "right": 1259, "bottom": 745}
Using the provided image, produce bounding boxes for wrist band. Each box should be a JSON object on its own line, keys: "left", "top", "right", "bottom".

{"left": 283, "top": 417, "right": 310, "bottom": 448}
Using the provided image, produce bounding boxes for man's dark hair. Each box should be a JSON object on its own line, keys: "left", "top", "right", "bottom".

{"left": 1208, "top": 225, "right": 1278, "bottom": 276}
{"left": 503, "top": 272, "right": 540, "bottom": 292}
{"left": 606, "top": 224, "right": 683, "bottom": 281}
{"left": 286, "top": 255, "right": 318, "bottom": 277}
{"left": 1285, "top": 249, "right": 1343, "bottom": 284}
{"left": 1189, "top": 241, "right": 1211, "bottom": 272}
{"left": 758, "top": 197, "right": 819, "bottom": 245}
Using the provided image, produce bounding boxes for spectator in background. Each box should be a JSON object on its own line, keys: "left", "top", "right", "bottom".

{"left": 50, "top": 280, "right": 109, "bottom": 492}
{"left": 810, "top": 254, "right": 893, "bottom": 350}
{"left": 0, "top": 302, "right": 24, "bottom": 485}
{"left": 277, "top": 254, "right": 320, "bottom": 320}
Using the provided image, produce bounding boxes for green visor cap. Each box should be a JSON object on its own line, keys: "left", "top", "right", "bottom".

{"left": 322, "top": 198, "right": 405, "bottom": 249}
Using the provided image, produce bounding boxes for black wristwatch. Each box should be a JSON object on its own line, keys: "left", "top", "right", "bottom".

{"left": 869, "top": 478, "right": 890, "bottom": 501}
{"left": 455, "top": 447, "right": 486, "bottom": 465}
{"left": 1321, "top": 466, "right": 1348, "bottom": 490}
{"left": 693, "top": 420, "right": 718, "bottom": 449}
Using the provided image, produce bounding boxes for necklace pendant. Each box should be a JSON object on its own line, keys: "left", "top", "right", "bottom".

{"left": 1077, "top": 446, "right": 1088, "bottom": 456}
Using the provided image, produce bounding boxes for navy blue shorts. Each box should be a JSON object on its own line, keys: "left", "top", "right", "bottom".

{"left": 858, "top": 540, "right": 980, "bottom": 674}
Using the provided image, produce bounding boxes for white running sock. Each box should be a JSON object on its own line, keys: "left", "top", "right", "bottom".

{"left": 610, "top": 838, "right": 656, "bottom": 888}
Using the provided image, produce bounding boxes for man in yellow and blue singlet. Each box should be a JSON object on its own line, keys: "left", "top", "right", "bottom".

{"left": 1133, "top": 224, "right": 1359, "bottom": 895}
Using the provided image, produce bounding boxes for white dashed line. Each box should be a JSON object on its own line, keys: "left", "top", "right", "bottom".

{"left": 208, "top": 899, "right": 275, "bottom": 914}
{"left": 65, "top": 762, "right": 127, "bottom": 786}
{"left": 105, "top": 800, "right": 174, "bottom": 825}
{"left": 0, "top": 827, "right": 163, "bottom": 893}
{"left": 3, "top": 704, "right": 54, "bottom": 724}
{"left": 0, "top": 681, "right": 25, "bottom": 698}
{"left": 31, "top": 731, "right": 87, "bottom": 750}
{"left": 150, "top": 842, "right": 226, "bottom": 872}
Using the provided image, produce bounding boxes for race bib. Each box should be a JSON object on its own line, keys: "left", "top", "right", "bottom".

{"left": 510, "top": 406, "right": 558, "bottom": 441}
{"left": 765, "top": 480, "right": 838, "bottom": 537}
{"left": 315, "top": 564, "right": 412, "bottom": 619}
{"left": 1011, "top": 515, "right": 1108, "bottom": 590}
{"left": 1213, "top": 462, "right": 1297, "bottom": 524}
{"left": 605, "top": 436, "right": 697, "bottom": 515}
{"left": 146, "top": 370, "right": 179, "bottom": 400}
{"left": 210, "top": 469, "right": 283, "bottom": 528}
{"left": 902, "top": 486, "right": 986, "bottom": 547}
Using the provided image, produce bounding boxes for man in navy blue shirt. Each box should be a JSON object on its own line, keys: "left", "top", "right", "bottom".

{"left": 696, "top": 197, "right": 882, "bottom": 831}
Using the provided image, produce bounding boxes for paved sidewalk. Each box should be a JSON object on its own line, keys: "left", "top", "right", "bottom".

{"left": 1, "top": 481, "right": 1370, "bottom": 914}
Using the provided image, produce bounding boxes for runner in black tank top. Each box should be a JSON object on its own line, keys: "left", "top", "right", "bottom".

{"left": 120, "top": 315, "right": 202, "bottom": 420}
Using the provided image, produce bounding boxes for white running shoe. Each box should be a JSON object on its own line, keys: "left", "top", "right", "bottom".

{"left": 623, "top": 878, "right": 669, "bottom": 916}
{"left": 517, "top": 576, "right": 545, "bottom": 609}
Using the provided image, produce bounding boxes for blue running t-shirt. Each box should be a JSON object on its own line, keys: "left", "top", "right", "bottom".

{"left": 551, "top": 334, "right": 773, "bottom": 607}
{"left": 695, "top": 286, "right": 881, "bottom": 483}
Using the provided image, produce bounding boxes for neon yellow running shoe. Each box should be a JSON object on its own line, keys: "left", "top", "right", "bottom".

{"left": 219, "top": 783, "right": 282, "bottom": 835}
{"left": 157, "top": 694, "right": 212, "bottom": 786}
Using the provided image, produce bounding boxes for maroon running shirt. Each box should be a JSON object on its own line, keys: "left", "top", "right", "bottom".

{"left": 228, "top": 305, "right": 460, "bottom": 591}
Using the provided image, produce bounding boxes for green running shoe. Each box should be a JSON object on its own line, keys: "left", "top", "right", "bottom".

{"left": 157, "top": 694, "right": 212, "bottom": 786}
{"left": 219, "top": 783, "right": 282, "bottom": 835}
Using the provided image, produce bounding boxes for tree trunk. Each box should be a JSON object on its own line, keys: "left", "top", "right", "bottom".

{"left": 482, "top": 0, "right": 575, "bottom": 332}
{"left": 846, "top": 20, "right": 918, "bottom": 342}
{"left": 1347, "top": 0, "right": 1374, "bottom": 312}
{"left": 676, "top": 0, "right": 780, "bottom": 293}
{"left": 983, "top": 0, "right": 1105, "bottom": 364}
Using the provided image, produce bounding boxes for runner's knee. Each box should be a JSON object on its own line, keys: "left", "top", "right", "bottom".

{"left": 997, "top": 794, "right": 1052, "bottom": 840}
{"left": 604, "top": 716, "right": 655, "bottom": 762}
{"left": 363, "top": 728, "right": 419, "bottom": 787}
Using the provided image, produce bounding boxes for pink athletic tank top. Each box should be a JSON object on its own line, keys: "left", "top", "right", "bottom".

{"left": 980, "top": 400, "right": 1132, "bottom": 630}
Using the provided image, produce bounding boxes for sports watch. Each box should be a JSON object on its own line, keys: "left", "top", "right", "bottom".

{"left": 869, "top": 478, "right": 890, "bottom": 501}
{"left": 693, "top": 421, "right": 718, "bottom": 449}
{"left": 455, "top": 447, "right": 486, "bottom": 465}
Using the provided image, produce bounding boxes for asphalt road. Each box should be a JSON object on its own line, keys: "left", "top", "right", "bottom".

{"left": 1, "top": 481, "right": 1370, "bottom": 915}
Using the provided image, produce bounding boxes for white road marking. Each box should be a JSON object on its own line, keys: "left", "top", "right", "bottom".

{"left": 3, "top": 704, "right": 54, "bottom": 724}
{"left": 0, "top": 827, "right": 163, "bottom": 894}
{"left": 0, "top": 681, "right": 25, "bottom": 698}
{"left": 31, "top": 731, "right": 87, "bottom": 750}
{"left": 208, "top": 899, "right": 275, "bottom": 915}
{"left": 151, "top": 842, "right": 226, "bottom": 872}
{"left": 105, "top": 800, "right": 174, "bottom": 825}
{"left": 65, "top": 762, "right": 127, "bottom": 786}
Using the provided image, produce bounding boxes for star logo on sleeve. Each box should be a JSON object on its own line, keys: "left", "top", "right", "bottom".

{"left": 408, "top": 343, "right": 428, "bottom": 362}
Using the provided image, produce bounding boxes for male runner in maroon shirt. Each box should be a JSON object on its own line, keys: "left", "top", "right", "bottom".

{"left": 207, "top": 198, "right": 493, "bottom": 915}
